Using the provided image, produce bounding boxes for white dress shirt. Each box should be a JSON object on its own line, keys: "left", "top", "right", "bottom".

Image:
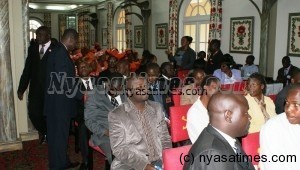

{"left": 186, "top": 97, "right": 209, "bottom": 143}
{"left": 212, "top": 125, "right": 237, "bottom": 153}
{"left": 107, "top": 94, "right": 122, "bottom": 105}
{"left": 39, "top": 40, "right": 51, "bottom": 56}
{"left": 81, "top": 78, "right": 93, "bottom": 90}
{"left": 260, "top": 113, "right": 300, "bottom": 170}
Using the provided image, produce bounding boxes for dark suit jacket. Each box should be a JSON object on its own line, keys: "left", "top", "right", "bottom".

{"left": 44, "top": 42, "right": 77, "bottom": 118}
{"left": 18, "top": 42, "right": 56, "bottom": 113}
{"left": 275, "top": 85, "right": 291, "bottom": 114}
{"left": 183, "top": 125, "right": 255, "bottom": 170}
{"left": 74, "top": 77, "right": 101, "bottom": 122}
{"left": 206, "top": 50, "right": 224, "bottom": 75}
{"left": 169, "top": 47, "right": 196, "bottom": 70}
{"left": 276, "top": 65, "right": 298, "bottom": 87}
{"left": 151, "top": 76, "right": 180, "bottom": 118}
{"left": 84, "top": 85, "right": 127, "bottom": 146}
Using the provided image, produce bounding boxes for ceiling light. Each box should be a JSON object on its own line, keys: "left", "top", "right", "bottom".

{"left": 29, "top": 4, "right": 38, "bottom": 9}
{"left": 70, "top": 5, "right": 77, "bottom": 9}
{"left": 46, "top": 6, "right": 66, "bottom": 10}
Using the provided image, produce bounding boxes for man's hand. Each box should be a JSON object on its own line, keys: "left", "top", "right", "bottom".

{"left": 17, "top": 91, "right": 24, "bottom": 100}
{"left": 144, "top": 164, "right": 155, "bottom": 170}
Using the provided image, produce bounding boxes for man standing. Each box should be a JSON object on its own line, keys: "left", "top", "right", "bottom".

{"left": 18, "top": 26, "right": 55, "bottom": 144}
{"left": 276, "top": 56, "right": 298, "bottom": 87}
{"left": 260, "top": 84, "right": 300, "bottom": 170}
{"left": 206, "top": 39, "right": 224, "bottom": 75}
{"left": 109, "top": 76, "right": 172, "bottom": 170}
{"left": 184, "top": 93, "right": 254, "bottom": 170}
{"left": 44, "top": 29, "right": 79, "bottom": 169}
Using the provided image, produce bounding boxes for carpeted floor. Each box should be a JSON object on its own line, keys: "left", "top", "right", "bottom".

{"left": 0, "top": 136, "right": 105, "bottom": 170}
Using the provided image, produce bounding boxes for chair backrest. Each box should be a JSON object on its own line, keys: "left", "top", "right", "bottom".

{"left": 163, "top": 145, "right": 192, "bottom": 170}
{"left": 233, "top": 81, "right": 247, "bottom": 92}
{"left": 169, "top": 104, "right": 192, "bottom": 143}
{"left": 177, "top": 70, "right": 190, "bottom": 80}
{"left": 241, "top": 132, "right": 260, "bottom": 167}
{"left": 171, "top": 89, "right": 181, "bottom": 106}
{"left": 267, "top": 94, "right": 277, "bottom": 102}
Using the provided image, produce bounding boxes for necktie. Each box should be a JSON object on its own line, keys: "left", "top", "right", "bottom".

{"left": 85, "top": 81, "right": 91, "bottom": 91}
{"left": 39, "top": 44, "right": 45, "bottom": 59}
{"left": 111, "top": 97, "right": 119, "bottom": 108}
{"left": 233, "top": 142, "right": 250, "bottom": 168}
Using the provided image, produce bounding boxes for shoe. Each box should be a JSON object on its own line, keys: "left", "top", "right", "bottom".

{"left": 40, "top": 134, "right": 47, "bottom": 144}
{"left": 65, "top": 161, "right": 80, "bottom": 169}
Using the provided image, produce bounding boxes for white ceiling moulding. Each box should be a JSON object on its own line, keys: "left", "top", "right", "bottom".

{"left": 29, "top": 0, "right": 101, "bottom": 5}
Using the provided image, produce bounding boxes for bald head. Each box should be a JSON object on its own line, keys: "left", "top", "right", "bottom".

{"left": 208, "top": 93, "right": 251, "bottom": 138}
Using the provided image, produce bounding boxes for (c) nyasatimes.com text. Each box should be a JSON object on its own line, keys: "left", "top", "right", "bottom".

{"left": 180, "top": 153, "right": 297, "bottom": 165}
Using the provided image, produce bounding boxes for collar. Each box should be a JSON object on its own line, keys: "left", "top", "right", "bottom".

{"left": 211, "top": 125, "right": 236, "bottom": 149}
{"left": 162, "top": 74, "right": 171, "bottom": 81}
{"left": 125, "top": 98, "right": 154, "bottom": 113}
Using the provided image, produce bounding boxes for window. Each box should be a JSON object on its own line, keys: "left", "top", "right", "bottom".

{"left": 180, "top": 0, "right": 210, "bottom": 55}
{"left": 29, "top": 19, "right": 43, "bottom": 40}
{"left": 116, "top": 9, "right": 126, "bottom": 51}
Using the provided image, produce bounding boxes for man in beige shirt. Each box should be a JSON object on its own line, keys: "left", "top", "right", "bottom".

{"left": 108, "top": 76, "right": 171, "bottom": 170}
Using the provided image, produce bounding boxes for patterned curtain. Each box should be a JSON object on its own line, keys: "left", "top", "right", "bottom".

{"left": 44, "top": 13, "right": 51, "bottom": 33}
{"left": 107, "top": 2, "right": 113, "bottom": 49}
{"left": 125, "top": 6, "right": 133, "bottom": 49}
{"left": 208, "top": 0, "right": 222, "bottom": 41}
{"left": 168, "top": 0, "right": 178, "bottom": 55}
{"left": 78, "top": 13, "right": 90, "bottom": 49}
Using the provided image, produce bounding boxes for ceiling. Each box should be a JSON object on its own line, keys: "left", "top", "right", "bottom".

{"left": 29, "top": 0, "right": 109, "bottom": 11}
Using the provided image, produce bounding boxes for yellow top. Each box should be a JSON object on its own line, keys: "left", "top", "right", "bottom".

{"left": 245, "top": 94, "right": 276, "bottom": 133}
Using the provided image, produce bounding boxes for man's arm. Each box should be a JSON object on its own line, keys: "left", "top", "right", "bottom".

{"left": 108, "top": 110, "right": 150, "bottom": 170}
{"left": 84, "top": 91, "right": 106, "bottom": 136}
{"left": 18, "top": 47, "right": 33, "bottom": 100}
{"left": 275, "top": 88, "right": 286, "bottom": 114}
{"left": 157, "top": 104, "right": 172, "bottom": 149}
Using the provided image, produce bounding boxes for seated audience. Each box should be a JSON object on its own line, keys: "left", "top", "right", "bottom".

{"left": 136, "top": 50, "right": 157, "bottom": 74}
{"left": 276, "top": 56, "right": 298, "bottom": 87}
{"left": 260, "top": 84, "right": 300, "bottom": 170}
{"left": 180, "top": 68, "right": 205, "bottom": 105}
{"left": 84, "top": 72, "right": 127, "bottom": 165}
{"left": 193, "top": 51, "right": 207, "bottom": 71}
{"left": 74, "top": 58, "right": 99, "bottom": 169}
{"left": 275, "top": 69, "right": 300, "bottom": 114}
{"left": 187, "top": 75, "right": 220, "bottom": 143}
{"left": 108, "top": 76, "right": 172, "bottom": 170}
{"left": 167, "top": 36, "right": 196, "bottom": 70}
{"left": 245, "top": 73, "right": 276, "bottom": 133}
{"left": 116, "top": 59, "right": 130, "bottom": 79}
{"left": 147, "top": 63, "right": 164, "bottom": 111}
{"left": 160, "top": 62, "right": 180, "bottom": 118}
{"left": 213, "top": 55, "right": 242, "bottom": 84}
{"left": 98, "top": 55, "right": 117, "bottom": 80}
{"left": 241, "top": 55, "right": 259, "bottom": 79}
{"left": 184, "top": 93, "right": 254, "bottom": 170}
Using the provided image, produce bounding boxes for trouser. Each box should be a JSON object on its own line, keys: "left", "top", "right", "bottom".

{"left": 98, "top": 142, "right": 113, "bottom": 164}
{"left": 28, "top": 100, "right": 46, "bottom": 135}
{"left": 78, "top": 122, "right": 89, "bottom": 163}
{"left": 47, "top": 114, "right": 70, "bottom": 169}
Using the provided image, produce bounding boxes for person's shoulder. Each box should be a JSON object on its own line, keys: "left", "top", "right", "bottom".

{"left": 147, "top": 100, "right": 163, "bottom": 110}
{"left": 263, "top": 114, "right": 284, "bottom": 130}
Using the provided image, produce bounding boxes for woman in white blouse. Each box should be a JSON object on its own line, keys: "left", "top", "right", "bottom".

{"left": 186, "top": 76, "right": 221, "bottom": 143}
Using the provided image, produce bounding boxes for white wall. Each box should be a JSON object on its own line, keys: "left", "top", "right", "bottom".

{"left": 150, "top": 0, "right": 169, "bottom": 65}
{"left": 274, "top": 0, "right": 300, "bottom": 79}
{"left": 222, "top": 0, "right": 262, "bottom": 65}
